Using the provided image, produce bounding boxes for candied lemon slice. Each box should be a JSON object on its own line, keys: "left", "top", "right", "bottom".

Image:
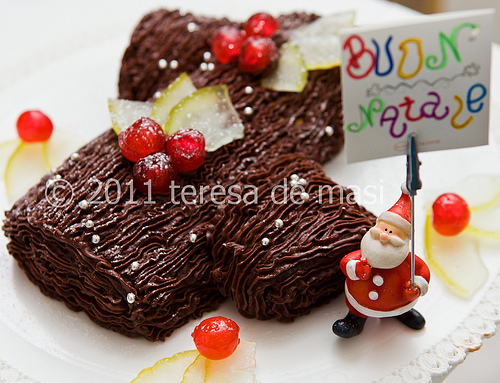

{"left": 108, "top": 98, "right": 154, "bottom": 135}
{"left": 131, "top": 350, "right": 199, "bottom": 383}
{"left": 289, "top": 11, "right": 355, "bottom": 70}
{"left": 181, "top": 354, "right": 206, "bottom": 383}
{"left": 4, "top": 141, "right": 50, "bottom": 203}
{"left": 261, "top": 42, "right": 308, "bottom": 92}
{"left": 292, "top": 36, "right": 342, "bottom": 71}
{"left": 151, "top": 72, "right": 197, "bottom": 129}
{"left": 164, "top": 85, "right": 244, "bottom": 152}
{"left": 425, "top": 211, "right": 487, "bottom": 298}
{"left": 205, "top": 341, "right": 257, "bottom": 383}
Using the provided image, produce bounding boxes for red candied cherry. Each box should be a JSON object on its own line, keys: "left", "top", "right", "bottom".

{"left": 16, "top": 110, "right": 54, "bottom": 142}
{"left": 432, "top": 193, "right": 470, "bottom": 236}
{"left": 133, "top": 152, "right": 178, "bottom": 194}
{"left": 244, "top": 13, "right": 279, "bottom": 38}
{"left": 211, "top": 25, "right": 245, "bottom": 64}
{"left": 238, "top": 36, "right": 278, "bottom": 73}
{"left": 166, "top": 129, "right": 206, "bottom": 172}
{"left": 118, "top": 117, "right": 166, "bottom": 162}
{"left": 191, "top": 316, "right": 240, "bottom": 360}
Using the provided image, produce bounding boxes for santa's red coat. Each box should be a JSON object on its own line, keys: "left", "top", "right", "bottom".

{"left": 340, "top": 250, "right": 430, "bottom": 318}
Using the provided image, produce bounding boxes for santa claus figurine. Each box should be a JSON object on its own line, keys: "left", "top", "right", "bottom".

{"left": 333, "top": 184, "right": 430, "bottom": 338}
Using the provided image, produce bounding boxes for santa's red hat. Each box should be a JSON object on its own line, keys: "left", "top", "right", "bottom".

{"left": 378, "top": 183, "right": 412, "bottom": 237}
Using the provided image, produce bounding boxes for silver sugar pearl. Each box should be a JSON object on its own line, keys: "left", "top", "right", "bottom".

{"left": 207, "top": 62, "right": 215, "bottom": 71}
{"left": 298, "top": 178, "right": 307, "bottom": 186}
{"left": 91, "top": 234, "right": 100, "bottom": 244}
{"left": 290, "top": 174, "right": 299, "bottom": 182}
{"left": 244, "top": 106, "right": 253, "bottom": 115}
{"left": 300, "top": 192, "right": 310, "bottom": 202}
{"left": 127, "top": 292, "right": 136, "bottom": 304}
{"left": 131, "top": 261, "right": 140, "bottom": 271}
{"left": 187, "top": 22, "right": 197, "bottom": 32}
{"left": 85, "top": 220, "right": 94, "bottom": 228}
{"left": 170, "top": 60, "right": 179, "bottom": 69}
{"left": 325, "top": 126, "right": 334, "bottom": 136}
{"left": 79, "top": 200, "right": 89, "bottom": 210}
{"left": 290, "top": 180, "right": 298, "bottom": 187}
{"left": 55, "top": 174, "right": 62, "bottom": 180}
{"left": 158, "top": 59, "right": 168, "bottom": 69}
{"left": 261, "top": 237, "right": 270, "bottom": 246}
{"left": 70, "top": 152, "right": 80, "bottom": 161}
{"left": 189, "top": 233, "right": 197, "bottom": 243}
{"left": 200, "top": 62, "right": 208, "bottom": 71}
{"left": 154, "top": 91, "right": 162, "bottom": 99}
{"left": 203, "top": 51, "right": 212, "bottom": 61}
{"left": 244, "top": 86, "right": 254, "bottom": 94}
{"left": 179, "top": 9, "right": 187, "bottom": 16}
{"left": 46, "top": 179, "right": 55, "bottom": 189}
{"left": 275, "top": 219, "right": 284, "bottom": 229}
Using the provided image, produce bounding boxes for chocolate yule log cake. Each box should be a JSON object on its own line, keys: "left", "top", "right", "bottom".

{"left": 3, "top": 8, "right": 377, "bottom": 341}
{"left": 119, "top": 10, "right": 344, "bottom": 165}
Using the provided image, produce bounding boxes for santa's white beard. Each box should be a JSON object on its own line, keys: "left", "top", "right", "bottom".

{"left": 360, "top": 228, "right": 410, "bottom": 269}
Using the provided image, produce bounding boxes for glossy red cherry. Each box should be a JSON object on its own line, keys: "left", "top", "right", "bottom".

{"left": 166, "top": 129, "right": 206, "bottom": 172}
{"left": 118, "top": 117, "right": 166, "bottom": 162}
{"left": 211, "top": 25, "right": 245, "bottom": 64}
{"left": 191, "top": 316, "right": 240, "bottom": 360}
{"left": 16, "top": 110, "right": 54, "bottom": 142}
{"left": 238, "top": 36, "right": 277, "bottom": 73}
{"left": 432, "top": 193, "right": 470, "bottom": 236}
{"left": 244, "top": 13, "right": 279, "bottom": 37}
{"left": 132, "top": 152, "right": 178, "bottom": 194}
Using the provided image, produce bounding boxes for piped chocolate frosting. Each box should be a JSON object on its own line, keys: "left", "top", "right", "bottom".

{"left": 3, "top": 9, "right": 377, "bottom": 341}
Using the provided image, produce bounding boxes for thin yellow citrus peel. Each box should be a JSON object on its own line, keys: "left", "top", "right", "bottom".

{"left": 131, "top": 341, "right": 256, "bottom": 383}
{"left": 424, "top": 176, "right": 500, "bottom": 297}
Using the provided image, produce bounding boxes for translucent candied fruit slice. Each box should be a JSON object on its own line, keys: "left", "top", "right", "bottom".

{"left": 204, "top": 341, "right": 256, "bottom": 383}
{"left": 130, "top": 350, "right": 199, "bottom": 383}
{"left": 181, "top": 354, "right": 206, "bottom": 383}
{"left": 108, "top": 98, "right": 154, "bottom": 135}
{"left": 425, "top": 211, "right": 487, "bottom": 298}
{"left": 261, "top": 42, "right": 308, "bottom": 92}
{"left": 289, "top": 11, "right": 355, "bottom": 71}
{"left": 164, "top": 85, "right": 244, "bottom": 152}
{"left": 151, "top": 72, "right": 197, "bottom": 130}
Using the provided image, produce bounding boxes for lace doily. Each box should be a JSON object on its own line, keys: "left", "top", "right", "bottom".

{"left": 375, "top": 275, "right": 500, "bottom": 383}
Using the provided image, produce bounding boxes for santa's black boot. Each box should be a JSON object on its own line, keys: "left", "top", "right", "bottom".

{"left": 332, "top": 313, "right": 367, "bottom": 338}
{"left": 395, "top": 309, "right": 426, "bottom": 330}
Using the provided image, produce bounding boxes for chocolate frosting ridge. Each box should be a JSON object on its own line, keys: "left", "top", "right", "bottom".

{"left": 3, "top": 9, "right": 377, "bottom": 340}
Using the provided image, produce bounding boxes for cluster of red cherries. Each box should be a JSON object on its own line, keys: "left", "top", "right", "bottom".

{"left": 118, "top": 117, "right": 206, "bottom": 194}
{"left": 211, "top": 12, "right": 280, "bottom": 73}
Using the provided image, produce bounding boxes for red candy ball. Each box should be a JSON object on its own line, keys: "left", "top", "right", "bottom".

{"left": 16, "top": 110, "right": 54, "bottom": 142}
{"left": 211, "top": 25, "right": 245, "bottom": 64}
{"left": 118, "top": 117, "right": 166, "bottom": 162}
{"left": 244, "top": 13, "right": 279, "bottom": 38}
{"left": 238, "top": 36, "right": 277, "bottom": 73}
{"left": 191, "top": 316, "right": 240, "bottom": 360}
{"left": 132, "top": 152, "right": 178, "bottom": 195}
{"left": 432, "top": 193, "right": 470, "bottom": 236}
{"left": 166, "top": 129, "right": 206, "bottom": 172}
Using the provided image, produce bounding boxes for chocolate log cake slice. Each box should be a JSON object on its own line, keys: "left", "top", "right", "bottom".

{"left": 3, "top": 9, "right": 377, "bottom": 341}
{"left": 208, "top": 153, "right": 375, "bottom": 321}
{"left": 119, "top": 9, "right": 344, "bottom": 165}
{"left": 3, "top": 130, "right": 224, "bottom": 341}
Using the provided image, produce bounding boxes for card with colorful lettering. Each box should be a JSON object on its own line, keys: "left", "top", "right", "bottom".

{"left": 341, "top": 9, "right": 494, "bottom": 163}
